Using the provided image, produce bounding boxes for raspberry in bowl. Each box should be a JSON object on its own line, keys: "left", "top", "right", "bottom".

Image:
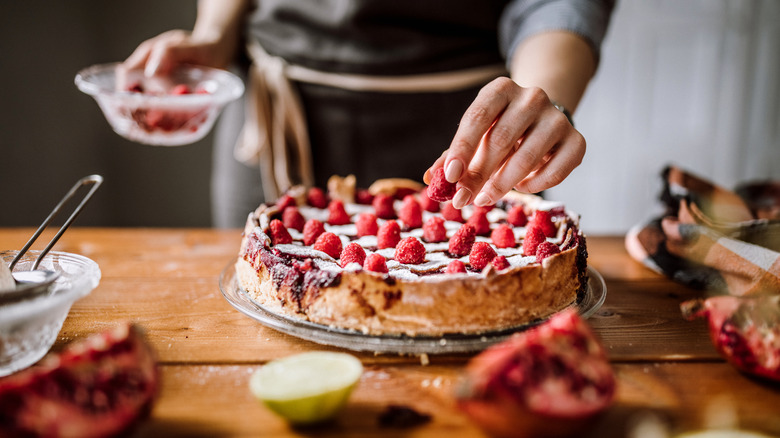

{"left": 75, "top": 63, "right": 244, "bottom": 146}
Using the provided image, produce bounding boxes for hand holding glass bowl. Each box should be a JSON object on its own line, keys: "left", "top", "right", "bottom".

{"left": 75, "top": 63, "right": 244, "bottom": 146}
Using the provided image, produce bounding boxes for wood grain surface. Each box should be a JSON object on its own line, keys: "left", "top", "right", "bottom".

{"left": 1, "top": 228, "right": 778, "bottom": 437}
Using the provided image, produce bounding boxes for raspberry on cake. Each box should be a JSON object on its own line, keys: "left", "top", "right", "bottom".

{"left": 235, "top": 176, "right": 588, "bottom": 336}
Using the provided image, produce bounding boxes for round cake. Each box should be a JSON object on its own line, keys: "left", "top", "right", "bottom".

{"left": 236, "top": 176, "right": 588, "bottom": 337}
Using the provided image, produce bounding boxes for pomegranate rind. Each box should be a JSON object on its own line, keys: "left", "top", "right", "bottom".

{"left": 457, "top": 309, "right": 615, "bottom": 438}
{"left": 0, "top": 323, "right": 159, "bottom": 438}
{"left": 681, "top": 296, "right": 780, "bottom": 382}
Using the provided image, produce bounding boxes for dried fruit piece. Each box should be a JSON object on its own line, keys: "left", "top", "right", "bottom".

{"left": 395, "top": 237, "right": 426, "bottom": 265}
{"left": 422, "top": 216, "right": 447, "bottom": 243}
{"left": 449, "top": 224, "right": 477, "bottom": 257}
{"left": 249, "top": 351, "right": 362, "bottom": 425}
{"left": 377, "top": 220, "right": 402, "bottom": 249}
{"left": 364, "top": 253, "right": 389, "bottom": 273}
{"left": 0, "top": 324, "right": 158, "bottom": 438}
{"left": 303, "top": 219, "right": 325, "bottom": 246}
{"left": 469, "top": 242, "right": 497, "bottom": 271}
{"left": 681, "top": 295, "right": 780, "bottom": 382}
{"left": 269, "top": 219, "right": 293, "bottom": 245}
{"left": 355, "top": 212, "right": 379, "bottom": 237}
{"left": 398, "top": 195, "right": 423, "bottom": 229}
{"left": 457, "top": 309, "right": 615, "bottom": 438}
{"left": 340, "top": 243, "right": 367, "bottom": 268}
{"left": 426, "top": 167, "right": 457, "bottom": 202}
{"left": 313, "top": 232, "right": 343, "bottom": 259}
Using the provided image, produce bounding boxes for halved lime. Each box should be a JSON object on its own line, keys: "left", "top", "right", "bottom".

{"left": 249, "top": 351, "right": 363, "bottom": 424}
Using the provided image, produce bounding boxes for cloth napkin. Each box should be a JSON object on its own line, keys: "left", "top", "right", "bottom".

{"left": 625, "top": 165, "right": 780, "bottom": 296}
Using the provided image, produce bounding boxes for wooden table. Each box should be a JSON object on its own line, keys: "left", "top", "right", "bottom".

{"left": 2, "top": 228, "right": 779, "bottom": 437}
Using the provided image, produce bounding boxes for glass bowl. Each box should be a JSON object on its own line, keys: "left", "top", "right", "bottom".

{"left": 75, "top": 62, "right": 244, "bottom": 146}
{"left": 0, "top": 250, "right": 101, "bottom": 377}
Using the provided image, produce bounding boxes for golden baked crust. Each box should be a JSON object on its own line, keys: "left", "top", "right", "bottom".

{"left": 236, "top": 178, "right": 588, "bottom": 337}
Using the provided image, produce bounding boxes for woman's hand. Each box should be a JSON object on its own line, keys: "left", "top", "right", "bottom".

{"left": 425, "top": 77, "right": 585, "bottom": 209}
{"left": 122, "top": 30, "right": 232, "bottom": 77}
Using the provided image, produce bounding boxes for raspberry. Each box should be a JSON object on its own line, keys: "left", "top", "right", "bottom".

{"left": 355, "top": 189, "right": 374, "bottom": 205}
{"left": 491, "top": 224, "right": 516, "bottom": 248}
{"left": 355, "top": 212, "right": 379, "bottom": 237}
{"left": 377, "top": 220, "right": 402, "bottom": 249}
{"left": 445, "top": 260, "right": 467, "bottom": 274}
{"left": 171, "top": 84, "right": 192, "bottom": 95}
{"left": 364, "top": 253, "right": 389, "bottom": 273}
{"left": 395, "top": 237, "right": 426, "bottom": 264}
{"left": 491, "top": 255, "right": 510, "bottom": 271}
{"left": 469, "top": 241, "right": 497, "bottom": 271}
{"left": 340, "top": 242, "right": 367, "bottom": 268}
{"left": 535, "top": 241, "right": 561, "bottom": 263}
{"left": 302, "top": 219, "right": 325, "bottom": 246}
{"left": 313, "top": 232, "right": 343, "bottom": 259}
{"left": 529, "top": 210, "right": 557, "bottom": 238}
{"left": 418, "top": 189, "right": 440, "bottom": 213}
{"left": 426, "top": 167, "right": 457, "bottom": 202}
{"left": 282, "top": 206, "right": 305, "bottom": 232}
{"left": 466, "top": 208, "right": 490, "bottom": 236}
{"left": 507, "top": 204, "right": 528, "bottom": 227}
{"left": 327, "top": 200, "right": 351, "bottom": 225}
{"left": 448, "top": 224, "right": 476, "bottom": 257}
{"left": 373, "top": 194, "right": 396, "bottom": 219}
{"left": 276, "top": 194, "right": 297, "bottom": 212}
{"left": 422, "top": 216, "right": 447, "bottom": 243}
{"left": 268, "top": 219, "right": 292, "bottom": 245}
{"left": 522, "top": 226, "right": 547, "bottom": 256}
{"left": 306, "top": 187, "right": 328, "bottom": 209}
{"left": 398, "top": 195, "right": 423, "bottom": 229}
{"left": 441, "top": 201, "right": 464, "bottom": 222}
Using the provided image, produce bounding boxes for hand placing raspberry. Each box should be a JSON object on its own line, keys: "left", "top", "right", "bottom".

{"left": 426, "top": 167, "right": 457, "bottom": 202}
{"left": 395, "top": 237, "right": 426, "bottom": 264}
{"left": 313, "top": 232, "right": 343, "bottom": 259}
{"left": 268, "top": 219, "right": 293, "bottom": 245}
{"left": 469, "top": 241, "right": 497, "bottom": 271}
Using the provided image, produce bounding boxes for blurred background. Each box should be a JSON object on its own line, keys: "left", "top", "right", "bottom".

{"left": 1, "top": 0, "right": 778, "bottom": 233}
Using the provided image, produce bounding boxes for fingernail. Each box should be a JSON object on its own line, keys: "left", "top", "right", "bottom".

{"left": 423, "top": 169, "right": 432, "bottom": 185}
{"left": 452, "top": 187, "right": 471, "bottom": 209}
{"left": 473, "top": 192, "right": 491, "bottom": 207}
{"left": 144, "top": 59, "right": 160, "bottom": 77}
{"left": 445, "top": 160, "right": 463, "bottom": 183}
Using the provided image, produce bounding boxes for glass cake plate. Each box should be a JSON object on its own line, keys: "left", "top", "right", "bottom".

{"left": 219, "top": 259, "right": 606, "bottom": 355}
